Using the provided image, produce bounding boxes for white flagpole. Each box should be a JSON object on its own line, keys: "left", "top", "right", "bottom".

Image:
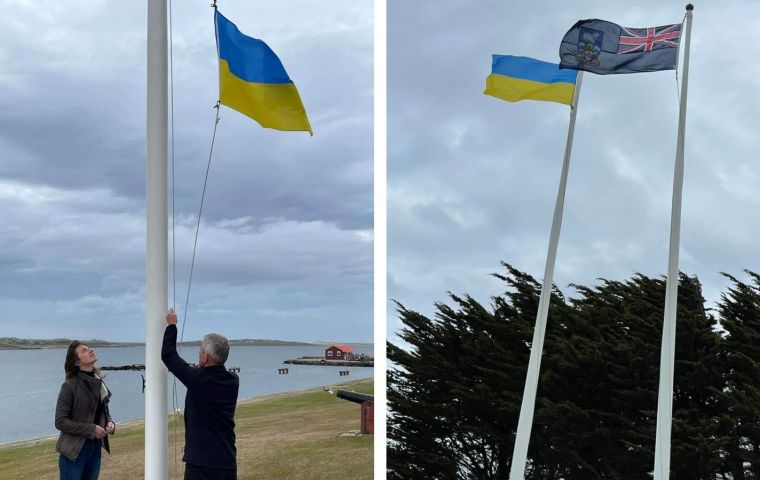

{"left": 654, "top": 4, "right": 693, "bottom": 480}
{"left": 146, "top": 0, "right": 169, "bottom": 478}
{"left": 509, "top": 71, "right": 584, "bottom": 480}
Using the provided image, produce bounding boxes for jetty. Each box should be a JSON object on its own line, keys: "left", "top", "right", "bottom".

{"left": 101, "top": 364, "right": 241, "bottom": 372}
{"left": 101, "top": 364, "right": 145, "bottom": 371}
{"left": 284, "top": 356, "right": 373, "bottom": 367}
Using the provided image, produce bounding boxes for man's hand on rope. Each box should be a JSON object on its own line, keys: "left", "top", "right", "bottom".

{"left": 167, "top": 309, "right": 178, "bottom": 326}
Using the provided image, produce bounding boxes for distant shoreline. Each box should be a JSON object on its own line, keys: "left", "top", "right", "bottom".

{"left": 0, "top": 338, "right": 373, "bottom": 350}
{"left": 0, "top": 340, "right": 142, "bottom": 350}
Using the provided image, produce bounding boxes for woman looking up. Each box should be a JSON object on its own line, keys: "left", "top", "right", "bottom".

{"left": 54, "top": 341, "right": 115, "bottom": 480}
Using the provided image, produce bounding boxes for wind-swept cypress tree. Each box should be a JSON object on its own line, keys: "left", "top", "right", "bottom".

{"left": 668, "top": 274, "right": 725, "bottom": 478}
{"left": 388, "top": 265, "right": 736, "bottom": 479}
{"left": 717, "top": 271, "right": 760, "bottom": 479}
{"left": 388, "top": 263, "right": 568, "bottom": 479}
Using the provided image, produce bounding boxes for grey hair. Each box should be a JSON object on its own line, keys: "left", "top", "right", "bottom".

{"left": 201, "top": 333, "right": 230, "bottom": 365}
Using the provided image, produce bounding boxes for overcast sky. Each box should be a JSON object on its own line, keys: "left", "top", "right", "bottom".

{"left": 0, "top": 0, "right": 373, "bottom": 342}
{"left": 388, "top": 0, "right": 760, "bottom": 339}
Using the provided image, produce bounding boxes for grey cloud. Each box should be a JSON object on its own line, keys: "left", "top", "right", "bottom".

{"left": 0, "top": 0, "right": 373, "bottom": 342}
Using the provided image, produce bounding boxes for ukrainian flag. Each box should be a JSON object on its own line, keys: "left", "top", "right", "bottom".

{"left": 485, "top": 55, "right": 577, "bottom": 106}
{"left": 216, "top": 11, "right": 313, "bottom": 135}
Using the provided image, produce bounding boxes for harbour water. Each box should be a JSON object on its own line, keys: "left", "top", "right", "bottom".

{"left": 0, "top": 344, "right": 373, "bottom": 445}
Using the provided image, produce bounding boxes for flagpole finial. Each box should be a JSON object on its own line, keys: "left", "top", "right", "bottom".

{"left": 686, "top": 4, "right": 694, "bottom": 11}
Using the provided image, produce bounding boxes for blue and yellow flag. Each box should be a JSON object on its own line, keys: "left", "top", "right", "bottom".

{"left": 485, "top": 55, "right": 577, "bottom": 106}
{"left": 216, "top": 11, "right": 312, "bottom": 135}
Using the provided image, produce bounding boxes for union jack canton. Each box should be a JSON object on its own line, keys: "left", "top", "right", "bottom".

{"left": 617, "top": 24, "right": 682, "bottom": 54}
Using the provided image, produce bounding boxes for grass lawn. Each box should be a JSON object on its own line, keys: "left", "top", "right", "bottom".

{"left": 0, "top": 379, "right": 373, "bottom": 479}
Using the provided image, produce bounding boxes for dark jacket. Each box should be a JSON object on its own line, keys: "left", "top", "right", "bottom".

{"left": 54, "top": 371, "right": 113, "bottom": 461}
{"left": 161, "top": 324, "right": 239, "bottom": 470}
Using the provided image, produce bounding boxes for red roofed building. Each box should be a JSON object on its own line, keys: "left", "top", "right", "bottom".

{"left": 325, "top": 344, "right": 355, "bottom": 360}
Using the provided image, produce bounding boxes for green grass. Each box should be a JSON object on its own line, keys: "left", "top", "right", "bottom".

{"left": 0, "top": 380, "right": 373, "bottom": 479}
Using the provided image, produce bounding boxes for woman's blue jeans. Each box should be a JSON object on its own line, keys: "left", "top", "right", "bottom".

{"left": 59, "top": 438, "right": 101, "bottom": 480}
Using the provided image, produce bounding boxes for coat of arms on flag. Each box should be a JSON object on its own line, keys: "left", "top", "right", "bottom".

{"left": 575, "top": 27, "right": 604, "bottom": 67}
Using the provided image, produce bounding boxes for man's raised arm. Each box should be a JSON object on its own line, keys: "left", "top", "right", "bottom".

{"left": 161, "top": 309, "right": 197, "bottom": 386}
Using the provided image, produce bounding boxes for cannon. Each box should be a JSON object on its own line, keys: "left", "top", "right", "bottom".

{"left": 336, "top": 390, "right": 374, "bottom": 434}
{"left": 336, "top": 390, "right": 372, "bottom": 404}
